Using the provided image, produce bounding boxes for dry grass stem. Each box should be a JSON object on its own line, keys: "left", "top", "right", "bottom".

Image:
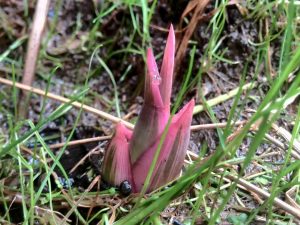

{"left": 226, "top": 174, "right": 300, "bottom": 219}
{"left": 48, "top": 136, "right": 112, "bottom": 149}
{"left": 5, "top": 77, "right": 299, "bottom": 219}
{"left": 190, "top": 120, "right": 246, "bottom": 131}
{"left": 0, "top": 77, "right": 248, "bottom": 132}
{"left": 272, "top": 123, "right": 300, "bottom": 153}
{"left": 62, "top": 175, "right": 102, "bottom": 224}
{"left": 69, "top": 146, "right": 100, "bottom": 174}
{"left": 193, "top": 82, "right": 257, "bottom": 114}
{"left": 21, "top": 0, "right": 50, "bottom": 86}
{"left": 19, "top": 0, "right": 50, "bottom": 118}
{"left": 0, "top": 77, "right": 134, "bottom": 129}
{"left": 264, "top": 133, "right": 300, "bottom": 159}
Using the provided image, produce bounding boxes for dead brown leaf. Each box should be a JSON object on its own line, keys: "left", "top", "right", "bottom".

{"left": 175, "top": 0, "right": 210, "bottom": 77}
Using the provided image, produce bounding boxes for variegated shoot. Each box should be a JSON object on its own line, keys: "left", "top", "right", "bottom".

{"left": 101, "top": 25, "right": 194, "bottom": 193}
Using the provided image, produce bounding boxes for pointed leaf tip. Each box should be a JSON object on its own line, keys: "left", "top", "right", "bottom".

{"left": 101, "top": 123, "right": 133, "bottom": 186}
{"left": 160, "top": 24, "right": 175, "bottom": 106}
{"left": 172, "top": 99, "right": 195, "bottom": 125}
{"left": 145, "top": 48, "right": 164, "bottom": 108}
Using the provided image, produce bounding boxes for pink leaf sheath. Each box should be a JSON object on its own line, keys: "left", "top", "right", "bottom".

{"left": 159, "top": 24, "right": 175, "bottom": 107}
{"left": 101, "top": 25, "right": 195, "bottom": 193}
{"left": 101, "top": 123, "right": 133, "bottom": 186}
{"left": 129, "top": 47, "right": 171, "bottom": 165}
{"left": 132, "top": 99, "right": 195, "bottom": 192}
{"left": 149, "top": 99, "right": 195, "bottom": 191}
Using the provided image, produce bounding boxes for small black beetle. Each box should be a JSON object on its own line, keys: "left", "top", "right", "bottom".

{"left": 119, "top": 180, "right": 132, "bottom": 196}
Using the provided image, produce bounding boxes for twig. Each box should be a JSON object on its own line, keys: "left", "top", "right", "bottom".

{"left": 190, "top": 120, "right": 246, "bottom": 131}
{"left": 48, "top": 136, "right": 111, "bottom": 149}
{"left": 22, "top": 0, "right": 50, "bottom": 86}
{"left": 226, "top": 174, "right": 300, "bottom": 219}
{"left": 69, "top": 146, "right": 100, "bottom": 174}
{"left": 0, "top": 77, "right": 246, "bottom": 132}
{"left": 0, "top": 77, "right": 134, "bottom": 129}
{"left": 62, "top": 176, "right": 102, "bottom": 224}
{"left": 19, "top": 0, "right": 50, "bottom": 118}
{"left": 264, "top": 133, "right": 300, "bottom": 159}
{"left": 193, "top": 82, "right": 257, "bottom": 114}
{"left": 285, "top": 186, "right": 300, "bottom": 211}
{"left": 0, "top": 191, "right": 71, "bottom": 223}
{"left": 2, "top": 78, "right": 298, "bottom": 219}
{"left": 272, "top": 123, "right": 300, "bottom": 154}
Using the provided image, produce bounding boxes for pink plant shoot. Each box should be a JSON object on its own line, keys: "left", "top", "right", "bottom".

{"left": 101, "top": 25, "right": 195, "bottom": 193}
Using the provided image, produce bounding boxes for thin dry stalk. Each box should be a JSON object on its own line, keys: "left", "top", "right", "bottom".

{"left": 193, "top": 82, "right": 257, "bottom": 114}
{"left": 285, "top": 186, "right": 300, "bottom": 211}
{"left": 0, "top": 77, "right": 246, "bottom": 132}
{"left": 190, "top": 120, "right": 246, "bottom": 131}
{"left": 19, "top": 0, "right": 50, "bottom": 118}
{"left": 0, "top": 77, "right": 134, "bottom": 129}
{"left": 22, "top": 0, "right": 50, "bottom": 86}
{"left": 48, "top": 136, "right": 111, "bottom": 149}
{"left": 264, "top": 133, "right": 300, "bottom": 159}
{"left": 69, "top": 146, "right": 100, "bottom": 174}
{"left": 61, "top": 176, "right": 103, "bottom": 224}
{"left": 226, "top": 174, "right": 300, "bottom": 219}
{"left": 1, "top": 79, "right": 297, "bottom": 219}
{"left": 272, "top": 123, "right": 300, "bottom": 153}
